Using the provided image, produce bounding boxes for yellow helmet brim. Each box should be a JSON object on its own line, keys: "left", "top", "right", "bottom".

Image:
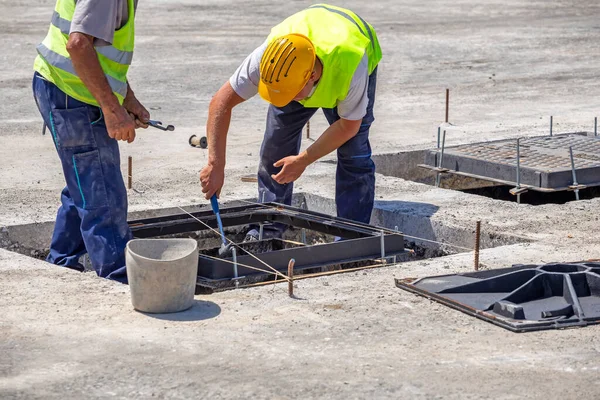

{"left": 258, "top": 81, "right": 297, "bottom": 108}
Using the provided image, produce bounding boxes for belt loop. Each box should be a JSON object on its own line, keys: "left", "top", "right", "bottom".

{"left": 65, "top": 93, "right": 68, "bottom": 109}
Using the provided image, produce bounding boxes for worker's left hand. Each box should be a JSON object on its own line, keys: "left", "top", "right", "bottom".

{"left": 123, "top": 94, "right": 150, "bottom": 129}
{"left": 271, "top": 154, "right": 309, "bottom": 185}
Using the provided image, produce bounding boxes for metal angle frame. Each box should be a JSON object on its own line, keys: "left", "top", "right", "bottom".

{"left": 418, "top": 164, "right": 600, "bottom": 193}
{"left": 129, "top": 202, "right": 405, "bottom": 280}
{"left": 419, "top": 132, "right": 600, "bottom": 193}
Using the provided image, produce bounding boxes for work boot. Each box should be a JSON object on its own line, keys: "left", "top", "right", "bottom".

{"left": 244, "top": 229, "right": 260, "bottom": 242}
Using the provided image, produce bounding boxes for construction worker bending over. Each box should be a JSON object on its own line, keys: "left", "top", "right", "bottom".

{"left": 200, "top": 4, "right": 382, "bottom": 240}
{"left": 32, "top": 0, "right": 149, "bottom": 282}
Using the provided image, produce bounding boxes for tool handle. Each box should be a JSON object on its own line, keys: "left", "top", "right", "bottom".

{"left": 210, "top": 194, "right": 220, "bottom": 214}
{"left": 210, "top": 194, "right": 227, "bottom": 245}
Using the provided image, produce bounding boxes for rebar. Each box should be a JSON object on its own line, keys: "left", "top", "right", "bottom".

{"left": 445, "top": 88, "right": 450, "bottom": 123}
{"left": 393, "top": 226, "right": 399, "bottom": 264}
{"left": 232, "top": 247, "right": 239, "bottom": 289}
{"left": 288, "top": 258, "right": 295, "bottom": 297}
{"left": 380, "top": 230, "right": 385, "bottom": 262}
{"left": 569, "top": 146, "right": 580, "bottom": 201}
{"left": 516, "top": 138, "right": 521, "bottom": 204}
{"left": 436, "top": 130, "right": 447, "bottom": 187}
{"left": 474, "top": 220, "right": 481, "bottom": 271}
{"left": 128, "top": 156, "right": 132, "bottom": 189}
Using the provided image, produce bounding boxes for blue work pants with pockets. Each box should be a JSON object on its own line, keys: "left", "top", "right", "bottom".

{"left": 257, "top": 68, "right": 378, "bottom": 232}
{"left": 32, "top": 72, "right": 131, "bottom": 283}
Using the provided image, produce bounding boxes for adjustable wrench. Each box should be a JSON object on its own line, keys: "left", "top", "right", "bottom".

{"left": 148, "top": 120, "right": 175, "bottom": 131}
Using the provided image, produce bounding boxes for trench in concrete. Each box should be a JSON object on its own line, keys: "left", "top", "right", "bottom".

{"left": 371, "top": 150, "right": 600, "bottom": 205}
{"left": 0, "top": 190, "right": 528, "bottom": 275}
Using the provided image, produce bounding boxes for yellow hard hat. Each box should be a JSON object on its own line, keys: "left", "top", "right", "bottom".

{"left": 258, "top": 34, "right": 316, "bottom": 107}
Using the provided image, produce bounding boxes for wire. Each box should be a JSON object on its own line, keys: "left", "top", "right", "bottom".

{"left": 129, "top": 177, "right": 290, "bottom": 281}
{"left": 199, "top": 253, "right": 289, "bottom": 277}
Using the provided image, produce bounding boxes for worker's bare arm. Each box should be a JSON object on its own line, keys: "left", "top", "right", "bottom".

{"left": 199, "top": 81, "right": 247, "bottom": 199}
{"left": 66, "top": 32, "right": 136, "bottom": 142}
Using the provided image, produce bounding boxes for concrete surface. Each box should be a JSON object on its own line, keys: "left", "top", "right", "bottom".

{"left": 2, "top": 0, "right": 600, "bottom": 399}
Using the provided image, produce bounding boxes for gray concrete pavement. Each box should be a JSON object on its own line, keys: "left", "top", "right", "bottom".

{"left": 2, "top": 1, "right": 600, "bottom": 398}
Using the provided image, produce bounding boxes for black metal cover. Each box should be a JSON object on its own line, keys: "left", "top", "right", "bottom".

{"left": 421, "top": 133, "right": 600, "bottom": 191}
{"left": 395, "top": 262, "right": 600, "bottom": 332}
{"left": 129, "top": 202, "right": 405, "bottom": 281}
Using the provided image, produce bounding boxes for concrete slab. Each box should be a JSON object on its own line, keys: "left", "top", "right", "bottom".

{"left": 2, "top": 0, "right": 600, "bottom": 398}
{"left": 2, "top": 243, "right": 600, "bottom": 399}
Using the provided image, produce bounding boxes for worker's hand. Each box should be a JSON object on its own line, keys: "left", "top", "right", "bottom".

{"left": 200, "top": 163, "right": 225, "bottom": 200}
{"left": 271, "top": 153, "right": 309, "bottom": 185}
{"left": 123, "top": 94, "right": 150, "bottom": 129}
{"left": 104, "top": 106, "right": 137, "bottom": 143}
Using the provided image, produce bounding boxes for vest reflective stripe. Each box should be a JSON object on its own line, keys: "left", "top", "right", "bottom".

{"left": 51, "top": 11, "right": 70, "bottom": 35}
{"left": 308, "top": 5, "right": 376, "bottom": 52}
{"left": 95, "top": 46, "right": 133, "bottom": 65}
{"left": 50, "top": 11, "right": 134, "bottom": 65}
{"left": 36, "top": 43, "right": 128, "bottom": 98}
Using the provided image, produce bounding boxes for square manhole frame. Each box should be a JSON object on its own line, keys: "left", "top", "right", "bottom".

{"left": 128, "top": 202, "right": 406, "bottom": 281}
{"left": 420, "top": 132, "right": 600, "bottom": 192}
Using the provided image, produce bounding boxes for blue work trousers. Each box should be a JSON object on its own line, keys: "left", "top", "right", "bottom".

{"left": 32, "top": 72, "right": 131, "bottom": 283}
{"left": 258, "top": 68, "right": 377, "bottom": 227}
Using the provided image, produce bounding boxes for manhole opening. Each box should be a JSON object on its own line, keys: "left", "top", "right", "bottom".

{"left": 0, "top": 198, "right": 451, "bottom": 290}
{"left": 460, "top": 185, "right": 600, "bottom": 205}
{"left": 1, "top": 193, "right": 524, "bottom": 290}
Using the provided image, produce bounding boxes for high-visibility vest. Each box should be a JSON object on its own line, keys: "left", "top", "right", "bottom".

{"left": 267, "top": 4, "right": 382, "bottom": 109}
{"left": 33, "top": 0, "right": 135, "bottom": 107}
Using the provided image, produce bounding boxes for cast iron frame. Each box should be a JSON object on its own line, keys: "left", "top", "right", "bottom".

{"left": 128, "top": 202, "right": 405, "bottom": 281}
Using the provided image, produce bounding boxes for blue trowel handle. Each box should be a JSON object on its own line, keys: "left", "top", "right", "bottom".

{"left": 210, "top": 194, "right": 227, "bottom": 245}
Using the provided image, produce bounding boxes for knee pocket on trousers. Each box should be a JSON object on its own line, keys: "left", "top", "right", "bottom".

{"left": 71, "top": 150, "right": 109, "bottom": 210}
{"left": 51, "top": 106, "right": 97, "bottom": 149}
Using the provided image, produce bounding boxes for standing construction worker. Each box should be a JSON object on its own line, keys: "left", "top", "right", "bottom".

{"left": 32, "top": 0, "right": 148, "bottom": 282}
{"left": 200, "top": 4, "right": 382, "bottom": 239}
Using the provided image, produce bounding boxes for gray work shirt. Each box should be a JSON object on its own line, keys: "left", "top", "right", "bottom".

{"left": 70, "top": 0, "right": 139, "bottom": 46}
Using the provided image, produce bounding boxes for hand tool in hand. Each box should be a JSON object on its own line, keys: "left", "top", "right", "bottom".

{"left": 148, "top": 120, "right": 175, "bottom": 131}
{"left": 210, "top": 194, "right": 233, "bottom": 257}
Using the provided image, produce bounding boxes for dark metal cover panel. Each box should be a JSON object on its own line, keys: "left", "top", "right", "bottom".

{"left": 424, "top": 133, "right": 600, "bottom": 189}
{"left": 395, "top": 262, "right": 600, "bottom": 332}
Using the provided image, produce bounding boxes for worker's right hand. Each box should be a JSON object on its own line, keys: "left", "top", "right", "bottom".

{"left": 200, "top": 163, "right": 225, "bottom": 200}
{"left": 104, "top": 106, "right": 137, "bottom": 143}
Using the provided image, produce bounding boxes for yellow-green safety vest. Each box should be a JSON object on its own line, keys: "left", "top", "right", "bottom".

{"left": 267, "top": 4, "right": 382, "bottom": 109}
{"left": 33, "top": 0, "right": 135, "bottom": 107}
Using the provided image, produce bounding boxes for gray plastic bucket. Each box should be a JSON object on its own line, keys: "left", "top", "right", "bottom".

{"left": 126, "top": 238, "right": 198, "bottom": 313}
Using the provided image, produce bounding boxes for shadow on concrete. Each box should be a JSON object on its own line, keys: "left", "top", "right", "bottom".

{"left": 374, "top": 199, "right": 439, "bottom": 219}
{"left": 372, "top": 200, "right": 441, "bottom": 256}
{"left": 138, "top": 300, "right": 221, "bottom": 321}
